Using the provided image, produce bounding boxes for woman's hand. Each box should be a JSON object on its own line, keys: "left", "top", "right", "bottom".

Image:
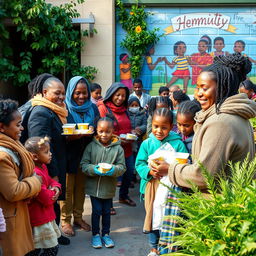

{"left": 120, "top": 137, "right": 133, "bottom": 145}
{"left": 150, "top": 160, "right": 170, "bottom": 177}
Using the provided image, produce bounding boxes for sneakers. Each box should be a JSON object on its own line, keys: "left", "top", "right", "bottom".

{"left": 91, "top": 234, "right": 102, "bottom": 249}
{"left": 147, "top": 249, "right": 159, "bottom": 256}
{"left": 101, "top": 234, "right": 115, "bottom": 248}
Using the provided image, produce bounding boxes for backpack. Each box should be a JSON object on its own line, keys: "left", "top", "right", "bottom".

{"left": 18, "top": 100, "right": 33, "bottom": 144}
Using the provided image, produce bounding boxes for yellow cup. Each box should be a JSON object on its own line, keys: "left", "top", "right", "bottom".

{"left": 77, "top": 123, "right": 89, "bottom": 130}
{"left": 176, "top": 158, "right": 188, "bottom": 164}
{"left": 62, "top": 124, "right": 76, "bottom": 134}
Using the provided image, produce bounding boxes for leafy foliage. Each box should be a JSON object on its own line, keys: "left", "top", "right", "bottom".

{"left": 0, "top": 0, "right": 97, "bottom": 86}
{"left": 116, "top": 0, "right": 162, "bottom": 78}
{"left": 167, "top": 157, "right": 256, "bottom": 256}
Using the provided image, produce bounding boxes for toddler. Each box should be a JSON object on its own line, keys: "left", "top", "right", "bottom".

{"left": 25, "top": 136, "right": 61, "bottom": 256}
{"left": 80, "top": 117, "right": 126, "bottom": 249}
{"left": 136, "top": 108, "right": 187, "bottom": 255}
{"left": 90, "top": 83, "right": 102, "bottom": 104}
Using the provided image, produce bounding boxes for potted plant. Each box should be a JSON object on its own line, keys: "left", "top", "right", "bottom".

{"left": 165, "top": 157, "right": 256, "bottom": 256}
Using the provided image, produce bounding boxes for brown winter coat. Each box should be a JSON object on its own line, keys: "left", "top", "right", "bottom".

{"left": 169, "top": 93, "right": 256, "bottom": 189}
{"left": 0, "top": 133, "right": 41, "bottom": 256}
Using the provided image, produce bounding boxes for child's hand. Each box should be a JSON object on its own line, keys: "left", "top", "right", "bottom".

{"left": 149, "top": 170, "right": 162, "bottom": 179}
{"left": 50, "top": 187, "right": 60, "bottom": 201}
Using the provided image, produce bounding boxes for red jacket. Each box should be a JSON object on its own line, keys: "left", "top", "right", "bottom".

{"left": 28, "top": 164, "right": 61, "bottom": 227}
{"left": 97, "top": 100, "right": 132, "bottom": 157}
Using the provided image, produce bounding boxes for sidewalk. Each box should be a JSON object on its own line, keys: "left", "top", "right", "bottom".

{"left": 59, "top": 184, "right": 149, "bottom": 256}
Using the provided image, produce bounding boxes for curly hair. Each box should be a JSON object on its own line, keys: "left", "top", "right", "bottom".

{"left": 25, "top": 136, "right": 50, "bottom": 154}
{"left": 0, "top": 99, "right": 19, "bottom": 125}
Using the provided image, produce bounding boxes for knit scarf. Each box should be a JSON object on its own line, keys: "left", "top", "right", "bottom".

{"left": 0, "top": 133, "right": 35, "bottom": 178}
{"left": 65, "top": 76, "right": 95, "bottom": 125}
{"left": 105, "top": 101, "right": 127, "bottom": 114}
{"left": 31, "top": 94, "right": 68, "bottom": 124}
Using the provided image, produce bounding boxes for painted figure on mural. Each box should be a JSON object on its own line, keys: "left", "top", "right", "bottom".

{"left": 210, "top": 37, "right": 229, "bottom": 57}
{"left": 119, "top": 53, "right": 133, "bottom": 89}
{"left": 163, "top": 41, "right": 191, "bottom": 93}
{"left": 190, "top": 35, "right": 213, "bottom": 86}
{"left": 140, "top": 45, "right": 162, "bottom": 94}
{"left": 233, "top": 40, "right": 256, "bottom": 64}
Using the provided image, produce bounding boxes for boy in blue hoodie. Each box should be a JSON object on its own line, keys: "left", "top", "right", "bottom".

{"left": 136, "top": 108, "right": 187, "bottom": 256}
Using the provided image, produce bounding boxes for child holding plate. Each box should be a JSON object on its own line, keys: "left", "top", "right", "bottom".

{"left": 80, "top": 117, "right": 126, "bottom": 249}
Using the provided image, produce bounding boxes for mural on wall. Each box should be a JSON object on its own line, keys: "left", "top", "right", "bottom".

{"left": 116, "top": 7, "right": 256, "bottom": 95}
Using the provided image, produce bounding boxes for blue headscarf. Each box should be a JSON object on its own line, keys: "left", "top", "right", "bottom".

{"left": 65, "top": 76, "right": 95, "bottom": 126}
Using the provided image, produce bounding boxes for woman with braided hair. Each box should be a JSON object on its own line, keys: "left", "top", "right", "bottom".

{"left": 151, "top": 52, "right": 256, "bottom": 193}
{"left": 149, "top": 53, "right": 256, "bottom": 253}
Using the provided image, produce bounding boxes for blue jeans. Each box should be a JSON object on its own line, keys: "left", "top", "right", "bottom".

{"left": 90, "top": 196, "right": 112, "bottom": 236}
{"left": 148, "top": 230, "right": 160, "bottom": 249}
{"left": 119, "top": 154, "right": 134, "bottom": 199}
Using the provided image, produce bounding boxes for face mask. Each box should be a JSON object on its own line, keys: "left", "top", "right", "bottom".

{"left": 129, "top": 107, "right": 140, "bottom": 114}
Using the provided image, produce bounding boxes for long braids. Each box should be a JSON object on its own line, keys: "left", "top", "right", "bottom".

{"left": 203, "top": 53, "right": 252, "bottom": 112}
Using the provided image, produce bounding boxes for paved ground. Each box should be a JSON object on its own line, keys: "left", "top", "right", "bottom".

{"left": 59, "top": 184, "right": 149, "bottom": 256}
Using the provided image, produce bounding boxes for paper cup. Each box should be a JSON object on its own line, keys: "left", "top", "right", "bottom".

{"left": 62, "top": 124, "right": 76, "bottom": 134}
{"left": 77, "top": 123, "right": 89, "bottom": 130}
{"left": 175, "top": 152, "right": 189, "bottom": 164}
{"left": 98, "top": 163, "right": 112, "bottom": 173}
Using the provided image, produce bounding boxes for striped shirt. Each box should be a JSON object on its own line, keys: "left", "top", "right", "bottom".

{"left": 173, "top": 56, "right": 189, "bottom": 70}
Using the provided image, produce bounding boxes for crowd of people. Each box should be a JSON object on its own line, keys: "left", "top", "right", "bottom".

{"left": 0, "top": 53, "right": 256, "bottom": 256}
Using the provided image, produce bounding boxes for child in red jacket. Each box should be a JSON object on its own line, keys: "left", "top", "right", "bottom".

{"left": 25, "top": 136, "right": 61, "bottom": 256}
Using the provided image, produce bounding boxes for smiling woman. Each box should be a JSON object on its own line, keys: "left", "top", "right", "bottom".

{"left": 60, "top": 76, "right": 99, "bottom": 236}
{"left": 153, "top": 53, "right": 256, "bottom": 189}
{"left": 0, "top": 99, "right": 42, "bottom": 256}
{"left": 27, "top": 76, "right": 70, "bottom": 244}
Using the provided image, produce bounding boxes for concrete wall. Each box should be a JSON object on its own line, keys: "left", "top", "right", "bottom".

{"left": 46, "top": 0, "right": 115, "bottom": 94}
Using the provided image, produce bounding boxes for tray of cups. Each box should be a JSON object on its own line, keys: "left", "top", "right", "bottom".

{"left": 62, "top": 123, "right": 94, "bottom": 135}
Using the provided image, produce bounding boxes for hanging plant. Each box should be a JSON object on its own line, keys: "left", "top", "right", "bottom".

{"left": 116, "top": 0, "right": 162, "bottom": 78}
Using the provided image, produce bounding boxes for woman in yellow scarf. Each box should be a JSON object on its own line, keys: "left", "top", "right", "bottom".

{"left": 27, "top": 76, "right": 70, "bottom": 245}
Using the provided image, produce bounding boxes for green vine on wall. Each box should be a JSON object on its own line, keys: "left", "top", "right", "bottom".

{"left": 116, "top": 0, "right": 162, "bottom": 79}
{"left": 0, "top": 0, "right": 97, "bottom": 86}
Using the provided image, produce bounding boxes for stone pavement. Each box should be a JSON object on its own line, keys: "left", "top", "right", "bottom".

{"left": 59, "top": 184, "right": 149, "bottom": 256}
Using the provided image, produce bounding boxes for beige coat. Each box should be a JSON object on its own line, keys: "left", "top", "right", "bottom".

{"left": 169, "top": 94, "right": 256, "bottom": 189}
{"left": 0, "top": 134, "right": 41, "bottom": 256}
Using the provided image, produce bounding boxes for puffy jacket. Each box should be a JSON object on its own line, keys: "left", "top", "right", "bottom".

{"left": 81, "top": 136, "right": 126, "bottom": 199}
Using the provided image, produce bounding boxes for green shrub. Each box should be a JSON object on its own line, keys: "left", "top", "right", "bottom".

{"left": 0, "top": 0, "right": 97, "bottom": 86}
{"left": 116, "top": 0, "right": 162, "bottom": 78}
{"left": 167, "top": 157, "right": 256, "bottom": 256}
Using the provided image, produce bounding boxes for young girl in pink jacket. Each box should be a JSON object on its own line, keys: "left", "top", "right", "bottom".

{"left": 25, "top": 137, "right": 61, "bottom": 256}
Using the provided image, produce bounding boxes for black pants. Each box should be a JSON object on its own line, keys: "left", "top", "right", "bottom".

{"left": 90, "top": 196, "right": 112, "bottom": 236}
{"left": 25, "top": 245, "right": 58, "bottom": 256}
